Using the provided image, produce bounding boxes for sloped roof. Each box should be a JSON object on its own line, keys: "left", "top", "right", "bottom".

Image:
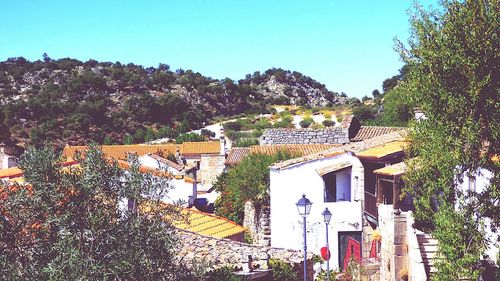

{"left": 172, "top": 207, "right": 246, "bottom": 239}
{"left": 355, "top": 141, "right": 407, "bottom": 160}
{"left": 63, "top": 142, "right": 221, "bottom": 161}
{"left": 225, "top": 147, "right": 251, "bottom": 165}
{"left": 271, "top": 130, "right": 407, "bottom": 170}
{"left": 225, "top": 144, "right": 338, "bottom": 166}
{"left": 148, "top": 154, "right": 184, "bottom": 171}
{"left": 116, "top": 159, "right": 173, "bottom": 178}
{"left": 373, "top": 162, "right": 408, "bottom": 176}
{"left": 182, "top": 141, "right": 221, "bottom": 155}
{"left": 250, "top": 144, "right": 338, "bottom": 156}
{"left": 351, "top": 126, "right": 405, "bottom": 142}
{"left": 63, "top": 144, "right": 179, "bottom": 160}
{"left": 0, "top": 167, "right": 23, "bottom": 179}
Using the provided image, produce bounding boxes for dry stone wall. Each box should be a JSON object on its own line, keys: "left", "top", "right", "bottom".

{"left": 259, "top": 128, "right": 349, "bottom": 145}
{"left": 176, "top": 228, "right": 314, "bottom": 273}
{"left": 243, "top": 201, "right": 271, "bottom": 246}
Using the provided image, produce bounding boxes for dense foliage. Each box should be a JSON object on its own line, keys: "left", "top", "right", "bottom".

{"left": 0, "top": 145, "right": 204, "bottom": 280}
{"left": 0, "top": 58, "right": 343, "bottom": 147}
{"left": 398, "top": 0, "right": 498, "bottom": 279}
{"left": 214, "top": 151, "right": 297, "bottom": 224}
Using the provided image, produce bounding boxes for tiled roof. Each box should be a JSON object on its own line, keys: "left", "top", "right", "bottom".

{"left": 63, "top": 144, "right": 178, "bottom": 161}
{"left": 250, "top": 144, "right": 338, "bottom": 156}
{"left": 271, "top": 130, "right": 407, "bottom": 170}
{"left": 116, "top": 159, "right": 173, "bottom": 178}
{"left": 225, "top": 147, "right": 250, "bottom": 165}
{"left": 182, "top": 141, "right": 221, "bottom": 155}
{"left": 373, "top": 162, "right": 408, "bottom": 176}
{"left": 351, "top": 126, "right": 405, "bottom": 142}
{"left": 63, "top": 142, "right": 221, "bottom": 161}
{"left": 0, "top": 157, "right": 78, "bottom": 180}
{"left": 148, "top": 154, "right": 184, "bottom": 171}
{"left": 225, "top": 144, "right": 338, "bottom": 166}
{"left": 0, "top": 167, "right": 24, "bottom": 179}
{"left": 172, "top": 207, "right": 246, "bottom": 239}
{"left": 355, "top": 141, "right": 407, "bottom": 160}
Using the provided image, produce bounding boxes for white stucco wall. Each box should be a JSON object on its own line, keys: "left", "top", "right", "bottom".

{"left": 138, "top": 155, "right": 219, "bottom": 205}
{"left": 270, "top": 152, "right": 364, "bottom": 271}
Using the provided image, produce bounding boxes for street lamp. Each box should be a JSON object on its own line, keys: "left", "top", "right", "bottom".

{"left": 296, "top": 194, "right": 312, "bottom": 281}
{"left": 322, "top": 207, "right": 332, "bottom": 280}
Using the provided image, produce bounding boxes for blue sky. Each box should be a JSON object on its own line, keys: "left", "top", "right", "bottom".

{"left": 0, "top": 0, "right": 438, "bottom": 98}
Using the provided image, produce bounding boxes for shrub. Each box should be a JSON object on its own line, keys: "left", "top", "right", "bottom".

{"left": 206, "top": 267, "right": 243, "bottom": 281}
{"left": 322, "top": 120, "right": 335, "bottom": 127}
{"left": 269, "top": 259, "right": 298, "bottom": 281}
{"left": 235, "top": 138, "right": 259, "bottom": 147}
{"left": 299, "top": 118, "right": 313, "bottom": 128}
{"left": 175, "top": 132, "right": 205, "bottom": 144}
{"left": 223, "top": 121, "right": 242, "bottom": 132}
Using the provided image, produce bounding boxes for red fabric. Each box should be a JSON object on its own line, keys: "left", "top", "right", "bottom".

{"left": 343, "top": 237, "right": 361, "bottom": 270}
{"left": 369, "top": 240, "right": 377, "bottom": 258}
{"left": 320, "top": 247, "right": 331, "bottom": 260}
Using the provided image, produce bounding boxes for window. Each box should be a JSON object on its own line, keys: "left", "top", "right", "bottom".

{"left": 323, "top": 168, "right": 351, "bottom": 202}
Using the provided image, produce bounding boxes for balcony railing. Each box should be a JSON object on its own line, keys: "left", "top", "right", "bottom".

{"left": 364, "top": 191, "right": 378, "bottom": 218}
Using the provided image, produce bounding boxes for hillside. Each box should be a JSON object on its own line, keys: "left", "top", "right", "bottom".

{"left": 0, "top": 57, "right": 346, "bottom": 147}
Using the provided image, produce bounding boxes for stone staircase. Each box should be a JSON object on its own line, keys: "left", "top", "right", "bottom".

{"left": 416, "top": 233, "right": 439, "bottom": 278}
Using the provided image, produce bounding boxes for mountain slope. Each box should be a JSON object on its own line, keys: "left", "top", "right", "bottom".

{"left": 0, "top": 57, "right": 346, "bottom": 146}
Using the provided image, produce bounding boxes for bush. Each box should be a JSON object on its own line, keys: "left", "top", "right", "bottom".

{"left": 175, "top": 132, "right": 205, "bottom": 144}
{"left": 322, "top": 120, "right": 335, "bottom": 127}
{"left": 299, "top": 118, "right": 313, "bottom": 128}
{"left": 206, "top": 267, "right": 243, "bottom": 281}
{"left": 200, "top": 128, "right": 216, "bottom": 139}
{"left": 223, "top": 121, "right": 242, "bottom": 131}
{"left": 235, "top": 138, "right": 259, "bottom": 147}
{"left": 269, "top": 259, "right": 298, "bottom": 281}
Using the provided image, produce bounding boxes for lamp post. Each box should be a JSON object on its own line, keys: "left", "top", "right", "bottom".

{"left": 296, "top": 194, "right": 312, "bottom": 281}
{"left": 322, "top": 207, "right": 332, "bottom": 280}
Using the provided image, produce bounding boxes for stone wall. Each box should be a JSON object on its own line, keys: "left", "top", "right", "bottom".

{"left": 378, "top": 205, "right": 408, "bottom": 281}
{"left": 199, "top": 154, "right": 225, "bottom": 189}
{"left": 243, "top": 201, "right": 271, "bottom": 246}
{"left": 176, "top": 228, "right": 314, "bottom": 280}
{"left": 260, "top": 127, "right": 349, "bottom": 145}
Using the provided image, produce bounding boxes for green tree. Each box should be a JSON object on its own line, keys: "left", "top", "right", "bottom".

{"left": 0, "top": 145, "right": 197, "bottom": 280}
{"left": 214, "top": 151, "right": 297, "bottom": 224}
{"left": 398, "top": 1, "right": 499, "bottom": 279}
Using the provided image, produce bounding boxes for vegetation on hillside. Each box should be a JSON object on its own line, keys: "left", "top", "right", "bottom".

{"left": 398, "top": 0, "right": 498, "bottom": 279}
{"left": 0, "top": 58, "right": 344, "bottom": 147}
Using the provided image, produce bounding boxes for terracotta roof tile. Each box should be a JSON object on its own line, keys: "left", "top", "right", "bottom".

{"left": 250, "top": 144, "right": 338, "bottom": 156}
{"left": 225, "top": 144, "right": 338, "bottom": 166}
{"left": 172, "top": 207, "right": 246, "bottom": 239}
{"left": 63, "top": 144, "right": 179, "bottom": 160}
{"left": 225, "top": 147, "right": 250, "bottom": 165}
{"left": 148, "top": 154, "right": 184, "bottom": 171}
{"left": 0, "top": 167, "right": 24, "bottom": 179}
{"left": 351, "top": 126, "right": 405, "bottom": 142}
{"left": 181, "top": 141, "right": 221, "bottom": 155}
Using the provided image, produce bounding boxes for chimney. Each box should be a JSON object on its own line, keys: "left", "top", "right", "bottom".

{"left": 220, "top": 136, "right": 226, "bottom": 155}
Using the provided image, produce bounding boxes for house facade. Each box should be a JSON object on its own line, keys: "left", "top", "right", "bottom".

{"left": 270, "top": 151, "right": 364, "bottom": 270}
{"left": 268, "top": 130, "right": 407, "bottom": 272}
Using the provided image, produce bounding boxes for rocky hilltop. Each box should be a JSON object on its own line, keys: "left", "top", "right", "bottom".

{"left": 0, "top": 57, "right": 346, "bottom": 146}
